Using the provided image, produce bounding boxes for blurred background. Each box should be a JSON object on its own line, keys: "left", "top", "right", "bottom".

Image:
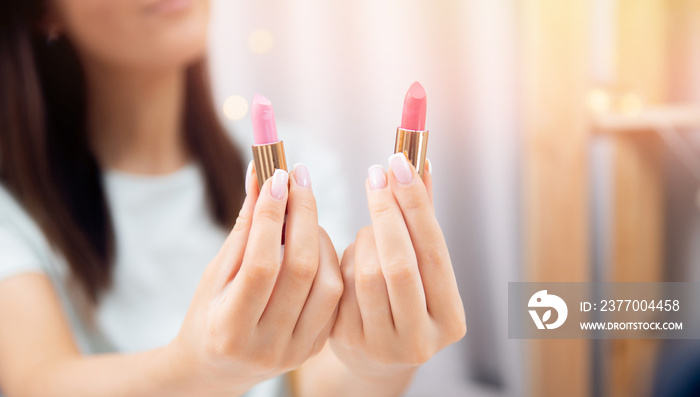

{"left": 206, "top": 0, "right": 700, "bottom": 396}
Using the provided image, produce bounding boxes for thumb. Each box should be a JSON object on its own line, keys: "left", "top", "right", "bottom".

{"left": 422, "top": 159, "right": 433, "bottom": 205}
{"left": 204, "top": 161, "right": 260, "bottom": 292}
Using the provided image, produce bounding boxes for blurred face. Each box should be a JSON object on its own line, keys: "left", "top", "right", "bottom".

{"left": 51, "top": 0, "right": 210, "bottom": 70}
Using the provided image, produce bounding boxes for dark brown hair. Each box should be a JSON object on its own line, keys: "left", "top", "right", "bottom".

{"left": 0, "top": 1, "right": 246, "bottom": 302}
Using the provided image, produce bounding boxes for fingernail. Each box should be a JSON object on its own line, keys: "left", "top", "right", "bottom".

{"left": 368, "top": 165, "right": 387, "bottom": 190}
{"left": 388, "top": 153, "right": 413, "bottom": 185}
{"left": 270, "top": 169, "right": 288, "bottom": 200}
{"left": 293, "top": 163, "right": 311, "bottom": 188}
{"left": 426, "top": 158, "right": 433, "bottom": 174}
{"left": 245, "top": 160, "right": 254, "bottom": 195}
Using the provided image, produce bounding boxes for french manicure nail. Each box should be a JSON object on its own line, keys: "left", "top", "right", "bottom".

{"left": 245, "top": 160, "right": 254, "bottom": 195}
{"left": 270, "top": 169, "right": 288, "bottom": 200}
{"left": 293, "top": 163, "right": 311, "bottom": 188}
{"left": 368, "top": 165, "right": 387, "bottom": 190}
{"left": 427, "top": 158, "right": 433, "bottom": 174}
{"left": 389, "top": 153, "right": 413, "bottom": 185}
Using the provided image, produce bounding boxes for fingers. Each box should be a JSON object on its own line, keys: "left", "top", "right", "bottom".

{"left": 292, "top": 228, "right": 343, "bottom": 346}
{"left": 422, "top": 159, "right": 433, "bottom": 205}
{"left": 332, "top": 242, "right": 364, "bottom": 345}
{"left": 386, "top": 154, "right": 462, "bottom": 323}
{"left": 210, "top": 161, "right": 259, "bottom": 292}
{"left": 353, "top": 226, "right": 394, "bottom": 338}
{"left": 311, "top": 319, "right": 335, "bottom": 357}
{"left": 225, "top": 169, "right": 289, "bottom": 326}
{"left": 259, "top": 164, "right": 320, "bottom": 333}
{"left": 365, "top": 164, "right": 428, "bottom": 330}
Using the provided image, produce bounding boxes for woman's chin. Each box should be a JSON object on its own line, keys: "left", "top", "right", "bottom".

{"left": 160, "top": 34, "right": 208, "bottom": 69}
{"left": 140, "top": 0, "right": 209, "bottom": 69}
{"left": 134, "top": 23, "right": 209, "bottom": 70}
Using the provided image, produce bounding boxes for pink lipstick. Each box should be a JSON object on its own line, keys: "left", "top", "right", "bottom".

{"left": 401, "top": 82, "right": 427, "bottom": 131}
{"left": 395, "top": 82, "right": 429, "bottom": 177}
{"left": 251, "top": 94, "right": 288, "bottom": 245}
{"left": 251, "top": 93, "right": 288, "bottom": 184}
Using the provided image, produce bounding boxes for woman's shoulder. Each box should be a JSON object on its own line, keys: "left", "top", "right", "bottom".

{"left": 0, "top": 183, "right": 49, "bottom": 282}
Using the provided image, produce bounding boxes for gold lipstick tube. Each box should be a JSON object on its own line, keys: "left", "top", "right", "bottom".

{"left": 252, "top": 141, "right": 288, "bottom": 184}
{"left": 394, "top": 128, "right": 429, "bottom": 177}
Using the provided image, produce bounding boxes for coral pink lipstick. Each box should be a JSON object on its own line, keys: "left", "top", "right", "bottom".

{"left": 395, "top": 82, "right": 429, "bottom": 176}
{"left": 251, "top": 93, "right": 288, "bottom": 184}
{"left": 401, "top": 82, "right": 427, "bottom": 131}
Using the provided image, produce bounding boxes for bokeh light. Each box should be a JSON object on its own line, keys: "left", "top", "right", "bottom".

{"left": 620, "top": 92, "right": 643, "bottom": 115}
{"left": 587, "top": 89, "right": 612, "bottom": 113}
{"left": 223, "top": 95, "right": 248, "bottom": 121}
{"left": 248, "top": 29, "right": 274, "bottom": 54}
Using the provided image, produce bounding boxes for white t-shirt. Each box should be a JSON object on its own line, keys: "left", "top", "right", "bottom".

{"left": 0, "top": 164, "right": 286, "bottom": 397}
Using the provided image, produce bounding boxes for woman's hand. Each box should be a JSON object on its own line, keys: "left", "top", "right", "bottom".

{"left": 330, "top": 154, "right": 466, "bottom": 384}
{"left": 168, "top": 163, "right": 343, "bottom": 396}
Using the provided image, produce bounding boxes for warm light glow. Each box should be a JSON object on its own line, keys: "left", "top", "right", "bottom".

{"left": 223, "top": 95, "right": 248, "bottom": 121}
{"left": 248, "top": 29, "right": 274, "bottom": 54}
{"left": 587, "top": 89, "right": 611, "bottom": 113}
{"left": 620, "top": 93, "right": 643, "bottom": 115}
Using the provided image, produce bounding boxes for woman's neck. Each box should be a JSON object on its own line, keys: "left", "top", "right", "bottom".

{"left": 85, "top": 63, "right": 190, "bottom": 175}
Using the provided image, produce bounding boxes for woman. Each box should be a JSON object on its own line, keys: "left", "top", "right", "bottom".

{"left": 0, "top": 1, "right": 466, "bottom": 396}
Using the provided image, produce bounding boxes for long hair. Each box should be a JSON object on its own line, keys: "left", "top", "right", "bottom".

{"left": 0, "top": 1, "right": 246, "bottom": 302}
